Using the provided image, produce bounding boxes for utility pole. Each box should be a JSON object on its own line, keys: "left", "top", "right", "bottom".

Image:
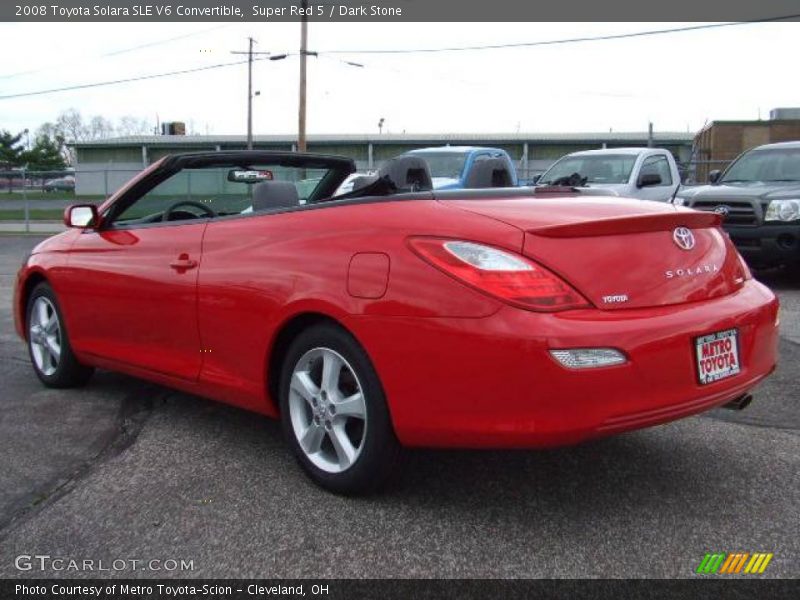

{"left": 231, "top": 38, "right": 270, "bottom": 150}
{"left": 298, "top": 1, "right": 309, "bottom": 152}
{"left": 247, "top": 37, "right": 254, "bottom": 149}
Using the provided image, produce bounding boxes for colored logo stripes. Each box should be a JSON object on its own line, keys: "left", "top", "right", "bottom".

{"left": 696, "top": 552, "right": 773, "bottom": 574}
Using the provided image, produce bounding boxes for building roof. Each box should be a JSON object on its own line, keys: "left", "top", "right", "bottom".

{"left": 72, "top": 131, "right": 695, "bottom": 148}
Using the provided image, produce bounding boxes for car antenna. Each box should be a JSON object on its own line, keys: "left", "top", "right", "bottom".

{"left": 669, "top": 180, "right": 682, "bottom": 204}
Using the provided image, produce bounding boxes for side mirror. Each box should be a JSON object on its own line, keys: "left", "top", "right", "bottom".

{"left": 709, "top": 170, "right": 722, "bottom": 184}
{"left": 637, "top": 171, "right": 662, "bottom": 188}
{"left": 531, "top": 174, "right": 541, "bottom": 184}
{"left": 64, "top": 204, "right": 98, "bottom": 229}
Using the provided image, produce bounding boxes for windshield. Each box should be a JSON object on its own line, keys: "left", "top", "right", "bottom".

{"left": 410, "top": 152, "right": 467, "bottom": 179}
{"left": 722, "top": 148, "right": 800, "bottom": 183}
{"left": 539, "top": 154, "right": 637, "bottom": 185}
{"left": 113, "top": 165, "right": 332, "bottom": 224}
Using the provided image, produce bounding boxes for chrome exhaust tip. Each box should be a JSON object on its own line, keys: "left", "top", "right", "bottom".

{"left": 723, "top": 393, "right": 753, "bottom": 411}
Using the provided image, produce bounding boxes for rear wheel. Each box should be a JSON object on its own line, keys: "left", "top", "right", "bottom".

{"left": 27, "top": 282, "right": 94, "bottom": 388}
{"left": 279, "top": 323, "right": 402, "bottom": 494}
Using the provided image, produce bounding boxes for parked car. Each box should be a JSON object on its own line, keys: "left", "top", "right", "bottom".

{"left": 537, "top": 148, "right": 681, "bottom": 201}
{"left": 1, "top": 170, "right": 29, "bottom": 191}
{"left": 403, "top": 146, "right": 518, "bottom": 189}
{"left": 43, "top": 176, "right": 75, "bottom": 193}
{"left": 674, "top": 141, "right": 800, "bottom": 270}
{"left": 15, "top": 151, "right": 778, "bottom": 494}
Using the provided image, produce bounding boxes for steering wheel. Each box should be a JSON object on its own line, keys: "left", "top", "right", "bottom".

{"left": 163, "top": 200, "right": 217, "bottom": 221}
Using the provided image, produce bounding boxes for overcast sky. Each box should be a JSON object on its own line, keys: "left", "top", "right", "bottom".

{"left": 0, "top": 21, "right": 798, "bottom": 139}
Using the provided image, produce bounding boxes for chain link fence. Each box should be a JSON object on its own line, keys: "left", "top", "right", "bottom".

{"left": 0, "top": 160, "right": 737, "bottom": 232}
{"left": 0, "top": 168, "right": 141, "bottom": 232}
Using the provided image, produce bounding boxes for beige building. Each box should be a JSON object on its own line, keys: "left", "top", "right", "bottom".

{"left": 72, "top": 131, "right": 693, "bottom": 196}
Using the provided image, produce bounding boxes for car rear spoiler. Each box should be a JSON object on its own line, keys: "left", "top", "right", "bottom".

{"left": 529, "top": 212, "right": 722, "bottom": 238}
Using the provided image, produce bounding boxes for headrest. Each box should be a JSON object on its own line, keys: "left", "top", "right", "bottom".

{"left": 377, "top": 156, "right": 433, "bottom": 192}
{"left": 252, "top": 181, "right": 300, "bottom": 211}
{"left": 465, "top": 158, "right": 515, "bottom": 189}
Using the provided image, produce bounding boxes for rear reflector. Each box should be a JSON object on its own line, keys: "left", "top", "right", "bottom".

{"left": 550, "top": 348, "right": 627, "bottom": 369}
{"left": 408, "top": 237, "right": 590, "bottom": 312}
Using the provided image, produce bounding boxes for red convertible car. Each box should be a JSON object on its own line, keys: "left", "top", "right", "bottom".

{"left": 14, "top": 151, "right": 779, "bottom": 494}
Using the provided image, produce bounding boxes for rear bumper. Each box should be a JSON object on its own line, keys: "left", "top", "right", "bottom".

{"left": 727, "top": 224, "right": 800, "bottom": 267}
{"left": 344, "top": 280, "right": 779, "bottom": 448}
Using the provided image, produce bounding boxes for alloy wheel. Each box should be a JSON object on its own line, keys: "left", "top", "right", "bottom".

{"left": 29, "top": 296, "right": 62, "bottom": 376}
{"left": 288, "top": 347, "right": 368, "bottom": 473}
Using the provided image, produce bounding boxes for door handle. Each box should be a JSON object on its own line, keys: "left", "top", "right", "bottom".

{"left": 169, "top": 253, "right": 198, "bottom": 271}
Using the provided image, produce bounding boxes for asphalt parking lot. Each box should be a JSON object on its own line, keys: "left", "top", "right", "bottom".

{"left": 0, "top": 234, "right": 798, "bottom": 579}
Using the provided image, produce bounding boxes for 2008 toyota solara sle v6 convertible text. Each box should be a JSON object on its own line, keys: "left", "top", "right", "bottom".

{"left": 14, "top": 151, "right": 779, "bottom": 493}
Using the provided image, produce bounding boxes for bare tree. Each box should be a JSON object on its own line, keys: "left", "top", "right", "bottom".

{"left": 117, "top": 116, "right": 150, "bottom": 136}
{"left": 55, "top": 109, "right": 88, "bottom": 143}
{"left": 52, "top": 109, "right": 87, "bottom": 164}
{"left": 45, "top": 109, "right": 153, "bottom": 164}
{"left": 88, "top": 116, "right": 115, "bottom": 140}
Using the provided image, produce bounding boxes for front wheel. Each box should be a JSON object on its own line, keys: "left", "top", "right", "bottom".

{"left": 279, "top": 323, "right": 403, "bottom": 494}
{"left": 27, "top": 282, "right": 94, "bottom": 388}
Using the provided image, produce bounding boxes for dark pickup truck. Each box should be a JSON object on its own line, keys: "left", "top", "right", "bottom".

{"left": 675, "top": 141, "right": 800, "bottom": 269}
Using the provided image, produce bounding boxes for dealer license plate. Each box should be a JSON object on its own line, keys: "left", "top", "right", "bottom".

{"left": 695, "top": 328, "right": 741, "bottom": 385}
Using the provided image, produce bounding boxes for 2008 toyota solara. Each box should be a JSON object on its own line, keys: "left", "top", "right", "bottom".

{"left": 14, "top": 151, "right": 779, "bottom": 494}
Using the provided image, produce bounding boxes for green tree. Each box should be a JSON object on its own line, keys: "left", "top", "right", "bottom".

{"left": 23, "top": 134, "right": 67, "bottom": 172}
{"left": 0, "top": 130, "right": 24, "bottom": 168}
{"left": 0, "top": 130, "right": 25, "bottom": 193}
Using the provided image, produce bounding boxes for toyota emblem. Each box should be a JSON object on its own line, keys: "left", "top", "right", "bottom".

{"left": 673, "top": 227, "right": 696, "bottom": 251}
{"left": 714, "top": 205, "right": 731, "bottom": 217}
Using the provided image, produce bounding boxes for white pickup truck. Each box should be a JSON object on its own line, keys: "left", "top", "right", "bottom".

{"left": 536, "top": 147, "right": 681, "bottom": 202}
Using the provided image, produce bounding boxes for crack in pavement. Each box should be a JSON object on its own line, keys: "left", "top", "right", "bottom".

{"left": 0, "top": 388, "right": 158, "bottom": 541}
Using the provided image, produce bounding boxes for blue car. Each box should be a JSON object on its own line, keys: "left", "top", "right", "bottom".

{"left": 403, "top": 146, "right": 518, "bottom": 189}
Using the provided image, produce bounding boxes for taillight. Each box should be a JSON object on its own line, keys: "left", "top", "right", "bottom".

{"left": 408, "top": 237, "right": 590, "bottom": 312}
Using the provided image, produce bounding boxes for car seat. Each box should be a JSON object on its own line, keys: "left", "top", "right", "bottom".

{"left": 252, "top": 181, "right": 300, "bottom": 211}
{"left": 464, "top": 158, "right": 515, "bottom": 188}
{"left": 377, "top": 156, "right": 433, "bottom": 192}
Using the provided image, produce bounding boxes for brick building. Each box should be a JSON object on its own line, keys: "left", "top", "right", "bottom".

{"left": 692, "top": 108, "right": 800, "bottom": 182}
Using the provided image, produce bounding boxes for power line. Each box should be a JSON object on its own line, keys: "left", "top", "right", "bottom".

{"left": 318, "top": 53, "right": 653, "bottom": 96}
{"left": 102, "top": 24, "right": 231, "bottom": 57}
{"left": 3, "top": 16, "right": 796, "bottom": 101}
{"left": 321, "top": 16, "right": 800, "bottom": 55}
{"left": 0, "top": 24, "right": 231, "bottom": 80}
{"left": 0, "top": 56, "right": 287, "bottom": 100}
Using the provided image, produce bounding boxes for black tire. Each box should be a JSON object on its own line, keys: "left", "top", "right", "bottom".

{"left": 26, "top": 282, "right": 94, "bottom": 388}
{"left": 279, "top": 322, "right": 403, "bottom": 495}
